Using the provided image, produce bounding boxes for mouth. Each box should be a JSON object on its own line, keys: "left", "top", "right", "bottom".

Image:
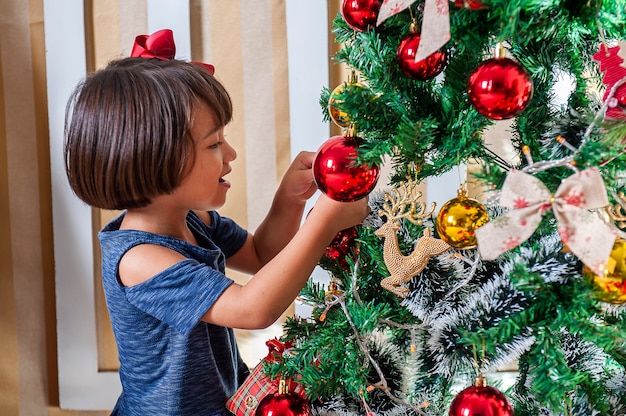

{"left": 219, "top": 170, "right": 231, "bottom": 187}
{"left": 219, "top": 178, "right": 231, "bottom": 188}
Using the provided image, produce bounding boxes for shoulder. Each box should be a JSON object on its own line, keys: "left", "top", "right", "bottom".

{"left": 118, "top": 244, "right": 187, "bottom": 287}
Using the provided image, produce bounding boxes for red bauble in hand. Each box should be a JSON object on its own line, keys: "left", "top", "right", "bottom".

{"left": 449, "top": 377, "right": 513, "bottom": 416}
{"left": 397, "top": 32, "right": 447, "bottom": 80}
{"left": 314, "top": 135, "right": 380, "bottom": 202}
{"left": 341, "top": 0, "right": 382, "bottom": 32}
{"left": 255, "top": 392, "right": 311, "bottom": 416}
{"left": 468, "top": 57, "right": 533, "bottom": 120}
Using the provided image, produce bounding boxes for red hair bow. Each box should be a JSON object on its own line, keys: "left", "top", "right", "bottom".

{"left": 131, "top": 29, "right": 215, "bottom": 74}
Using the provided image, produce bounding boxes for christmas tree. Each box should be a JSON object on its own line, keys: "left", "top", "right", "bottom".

{"left": 266, "top": 1, "right": 626, "bottom": 415}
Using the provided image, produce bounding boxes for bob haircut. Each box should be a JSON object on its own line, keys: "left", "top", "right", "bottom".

{"left": 64, "top": 57, "right": 233, "bottom": 210}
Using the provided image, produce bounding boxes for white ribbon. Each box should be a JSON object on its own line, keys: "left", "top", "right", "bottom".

{"left": 377, "top": 0, "right": 450, "bottom": 63}
{"left": 376, "top": 0, "right": 418, "bottom": 26}
{"left": 414, "top": 0, "right": 450, "bottom": 62}
{"left": 476, "top": 168, "right": 615, "bottom": 276}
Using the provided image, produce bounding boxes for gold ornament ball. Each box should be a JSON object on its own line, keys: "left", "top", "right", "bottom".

{"left": 436, "top": 194, "right": 489, "bottom": 249}
{"left": 583, "top": 238, "right": 626, "bottom": 304}
{"left": 328, "top": 82, "right": 365, "bottom": 128}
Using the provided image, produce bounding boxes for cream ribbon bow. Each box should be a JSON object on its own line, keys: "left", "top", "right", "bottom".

{"left": 376, "top": 0, "right": 450, "bottom": 62}
{"left": 476, "top": 167, "right": 615, "bottom": 276}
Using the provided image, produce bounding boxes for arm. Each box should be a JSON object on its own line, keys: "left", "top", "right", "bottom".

{"left": 118, "top": 151, "right": 369, "bottom": 330}
{"left": 204, "top": 193, "right": 369, "bottom": 329}
{"left": 226, "top": 151, "right": 318, "bottom": 274}
{"left": 117, "top": 194, "right": 368, "bottom": 331}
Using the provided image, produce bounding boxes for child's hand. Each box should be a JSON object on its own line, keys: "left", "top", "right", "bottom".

{"left": 309, "top": 193, "right": 371, "bottom": 235}
{"left": 277, "top": 151, "right": 318, "bottom": 205}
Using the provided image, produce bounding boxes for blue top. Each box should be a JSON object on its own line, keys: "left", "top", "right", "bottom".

{"left": 99, "top": 211, "right": 250, "bottom": 416}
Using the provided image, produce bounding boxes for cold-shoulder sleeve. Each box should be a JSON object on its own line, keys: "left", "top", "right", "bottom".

{"left": 125, "top": 259, "right": 233, "bottom": 336}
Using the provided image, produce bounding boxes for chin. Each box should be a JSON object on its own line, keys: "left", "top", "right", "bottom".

{"left": 208, "top": 199, "right": 227, "bottom": 211}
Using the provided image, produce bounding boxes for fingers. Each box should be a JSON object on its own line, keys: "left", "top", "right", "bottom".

{"left": 312, "top": 193, "right": 370, "bottom": 231}
{"left": 294, "top": 151, "right": 315, "bottom": 170}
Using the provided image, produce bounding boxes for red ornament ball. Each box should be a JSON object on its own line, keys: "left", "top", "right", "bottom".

{"left": 454, "top": 0, "right": 488, "bottom": 9}
{"left": 449, "top": 384, "right": 513, "bottom": 416}
{"left": 314, "top": 135, "right": 380, "bottom": 202}
{"left": 255, "top": 392, "right": 311, "bottom": 416}
{"left": 341, "top": 0, "right": 382, "bottom": 32}
{"left": 468, "top": 57, "right": 533, "bottom": 120}
{"left": 397, "top": 33, "right": 447, "bottom": 80}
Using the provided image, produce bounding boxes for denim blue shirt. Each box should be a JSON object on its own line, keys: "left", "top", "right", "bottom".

{"left": 99, "top": 211, "right": 249, "bottom": 415}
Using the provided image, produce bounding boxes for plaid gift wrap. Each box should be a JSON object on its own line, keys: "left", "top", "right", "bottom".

{"left": 226, "top": 339, "right": 305, "bottom": 415}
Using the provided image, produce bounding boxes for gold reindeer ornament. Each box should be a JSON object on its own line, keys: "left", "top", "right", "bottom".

{"left": 375, "top": 180, "right": 450, "bottom": 297}
{"left": 607, "top": 192, "right": 626, "bottom": 230}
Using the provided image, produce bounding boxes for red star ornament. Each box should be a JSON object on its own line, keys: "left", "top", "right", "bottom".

{"left": 593, "top": 40, "right": 626, "bottom": 119}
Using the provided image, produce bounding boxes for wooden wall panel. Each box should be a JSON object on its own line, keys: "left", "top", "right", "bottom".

{"left": 0, "top": 0, "right": 335, "bottom": 413}
{"left": 0, "top": 26, "right": 20, "bottom": 414}
{"left": 0, "top": 0, "right": 52, "bottom": 414}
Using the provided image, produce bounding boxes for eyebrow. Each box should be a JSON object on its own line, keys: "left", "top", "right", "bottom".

{"left": 200, "top": 125, "right": 222, "bottom": 141}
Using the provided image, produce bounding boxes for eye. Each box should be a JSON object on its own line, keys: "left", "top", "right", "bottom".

{"left": 208, "top": 141, "right": 221, "bottom": 149}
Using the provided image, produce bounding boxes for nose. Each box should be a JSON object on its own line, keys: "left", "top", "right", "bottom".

{"left": 224, "top": 140, "right": 237, "bottom": 162}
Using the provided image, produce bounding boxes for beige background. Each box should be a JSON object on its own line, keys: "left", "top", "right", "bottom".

{"left": 0, "top": 0, "right": 347, "bottom": 414}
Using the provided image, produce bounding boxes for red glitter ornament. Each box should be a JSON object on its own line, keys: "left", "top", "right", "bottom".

{"left": 314, "top": 135, "right": 380, "bottom": 202}
{"left": 397, "top": 31, "right": 447, "bottom": 80}
{"left": 454, "top": 0, "right": 488, "bottom": 9}
{"left": 341, "top": 0, "right": 383, "bottom": 32}
{"left": 468, "top": 56, "right": 533, "bottom": 120}
{"left": 449, "top": 376, "right": 513, "bottom": 416}
{"left": 325, "top": 226, "right": 360, "bottom": 269}
{"left": 255, "top": 380, "right": 311, "bottom": 416}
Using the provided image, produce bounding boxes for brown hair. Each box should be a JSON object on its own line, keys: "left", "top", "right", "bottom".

{"left": 64, "top": 57, "right": 233, "bottom": 209}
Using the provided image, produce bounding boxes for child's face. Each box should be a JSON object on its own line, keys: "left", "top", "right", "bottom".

{"left": 172, "top": 101, "right": 237, "bottom": 211}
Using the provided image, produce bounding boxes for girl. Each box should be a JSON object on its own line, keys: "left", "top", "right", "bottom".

{"left": 64, "top": 51, "right": 369, "bottom": 415}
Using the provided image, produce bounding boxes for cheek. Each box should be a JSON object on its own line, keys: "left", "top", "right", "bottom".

{"left": 195, "top": 154, "right": 219, "bottom": 173}
{"left": 200, "top": 161, "right": 222, "bottom": 183}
